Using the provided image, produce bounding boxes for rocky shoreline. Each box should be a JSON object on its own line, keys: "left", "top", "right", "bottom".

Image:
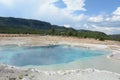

{"left": 0, "top": 63, "right": 120, "bottom": 80}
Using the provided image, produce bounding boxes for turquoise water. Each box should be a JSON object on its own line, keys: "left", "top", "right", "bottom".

{"left": 0, "top": 45, "right": 109, "bottom": 66}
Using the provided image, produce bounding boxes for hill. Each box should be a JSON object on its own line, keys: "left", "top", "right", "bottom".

{"left": 0, "top": 17, "right": 67, "bottom": 34}
{"left": 0, "top": 16, "right": 119, "bottom": 41}
{"left": 109, "top": 34, "right": 120, "bottom": 41}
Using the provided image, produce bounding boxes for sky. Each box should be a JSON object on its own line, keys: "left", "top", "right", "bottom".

{"left": 0, "top": 0, "right": 120, "bottom": 34}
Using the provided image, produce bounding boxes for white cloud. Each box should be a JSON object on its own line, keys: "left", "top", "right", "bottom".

{"left": 35, "top": 0, "right": 86, "bottom": 25}
{"left": 110, "top": 7, "right": 120, "bottom": 21}
{"left": 86, "top": 7, "right": 120, "bottom": 34}
{"left": 83, "top": 24, "right": 89, "bottom": 29}
{"left": 0, "top": 0, "right": 14, "bottom": 7}
{"left": 63, "top": 0, "right": 86, "bottom": 12}
{"left": 110, "top": 15, "right": 120, "bottom": 21}
{"left": 113, "top": 7, "right": 120, "bottom": 15}
{"left": 88, "top": 7, "right": 120, "bottom": 22}
{"left": 105, "top": 7, "right": 120, "bottom": 22}
{"left": 88, "top": 15, "right": 104, "bottom": 22}
{"left": 90, "top": 25, "right": 120, "bottom": 34}
{"left": 72, "top": 14, "right": 86, "bottom": 21}
{"left": 64, "top": 24, "right": 71, "bottom": 28}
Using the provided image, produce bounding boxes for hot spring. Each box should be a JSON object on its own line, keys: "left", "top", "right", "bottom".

{"left": 1, "top": 45, "right": 120, "bottom": 73}
{"left": 0, "top": 45, "right": 109, "bottom": 66}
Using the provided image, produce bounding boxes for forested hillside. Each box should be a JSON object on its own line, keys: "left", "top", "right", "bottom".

{"left": 0, "top": 16, "right": 119, "bottom": 41}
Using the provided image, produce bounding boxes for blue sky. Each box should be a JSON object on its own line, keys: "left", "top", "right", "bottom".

{"left": 0, "top": 0, "right": 120, "bottom": 34}
{"left": 85, "top": 0, "right": 120, "bottom": 15}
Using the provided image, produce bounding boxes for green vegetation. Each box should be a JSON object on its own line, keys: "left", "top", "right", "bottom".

{"left": 109, "top": 34, "right": 120, "bottom": 41}
{"left": 0, "top": 16, "right": 120, "bottom": 41}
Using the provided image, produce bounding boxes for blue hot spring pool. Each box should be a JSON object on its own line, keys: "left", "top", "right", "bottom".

{"left": 0, "top": 45, "right": 109, "bottom": 67}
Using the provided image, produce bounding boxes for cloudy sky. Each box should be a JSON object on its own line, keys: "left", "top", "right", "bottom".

{"left": 0, "top": 0, "right": 120, "bottom": 34}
